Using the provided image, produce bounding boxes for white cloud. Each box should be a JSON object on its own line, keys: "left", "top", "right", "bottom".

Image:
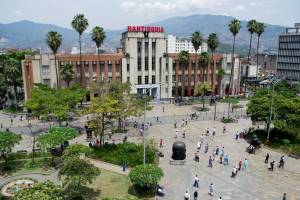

{"left": 232, "top": 5, "right": 245, "bottom": 11}
{"left": 14, "top": 10, "right": 23, "bottom": 16}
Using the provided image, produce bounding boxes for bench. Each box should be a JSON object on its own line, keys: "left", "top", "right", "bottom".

{"left": 169, "top": 160, "right": 186, "bottom": 165}
{"left": 17, "top": 150, "right": 28, "bottom": 153}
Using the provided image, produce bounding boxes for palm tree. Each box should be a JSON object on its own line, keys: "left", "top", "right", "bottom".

{"left": 228, "top": 19, "right": 241, "bottom": 95}
{"left": 245, "top": 19, "right": 257, "bottom": 96}
{"left": 91, "top": 26, "right": 106, "bottom": 63}
{"left": 207, "top": 33, "right": 219, "bottom": 94}
{"left": 255, "top": 22, "right": 265, "bottom": 89}
{"left": 46, "top": 31, "right": 62, "bottom": 89}
{"left": 71, "top": 14, "right": 89, "bottom": 86}
{"left": 199, "top": 52, "right": 210, "bottom": 83}
{"left": 191, "top": 31, "right": 203, "bottom": 89}
{"left": 60, "top": 63, "right": 74, "bottom": 87}
{"left": 217, "top": 68, "right": 226, "bottom": 95}
{"left": 194, "top": 81, "right": 212, "bottom": 109}
{"left": 178, "top": 50, "right": 190, "bottom": 97}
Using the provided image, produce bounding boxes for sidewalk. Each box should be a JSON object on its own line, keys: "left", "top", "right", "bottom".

{"left": 86, "top": 158, "right": 130, "bottom": 176}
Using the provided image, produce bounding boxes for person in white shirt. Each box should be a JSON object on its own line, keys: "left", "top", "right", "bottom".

{"left": 184, "top": 190, "right": 190, "bottom": 200}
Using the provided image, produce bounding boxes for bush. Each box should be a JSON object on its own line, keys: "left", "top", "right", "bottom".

{"left": 129, "top": 164, "right": 163, "bottom": 192}
{"left": 221, "top": 117, "right": 235, "bottom": 123}
{"left": 281, "top": 139, "right": 290, "bottom": 145}
{"left": 88, "top": 143, "right": 156, "bottom": 167}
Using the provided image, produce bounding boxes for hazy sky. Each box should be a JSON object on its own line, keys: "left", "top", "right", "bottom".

{"left": 0, "top": 0, "right": 299, "bottom": 30}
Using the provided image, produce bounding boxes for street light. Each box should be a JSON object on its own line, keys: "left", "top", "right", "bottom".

{"left": 267, "top": 78, "right": 281, "bottom": 141}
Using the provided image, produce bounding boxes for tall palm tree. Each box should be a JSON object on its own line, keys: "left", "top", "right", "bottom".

{"left": 191, "top": 31, "right": 202, "bottom": 90}
{"left": 91, "top": 26, "right": 106, "bottom": 62}
{"left": 255, "top": 22, "right": 265, "bottom": 89}
{"left": 71, "top": 14, "right": 89, "bottom": 86}
{"left": 199, "top": 52, "right": 210, "bottom": 83}
{"left": 228, "top": 19, "right": 241, "bottom": 95}
{"left": 60, "top": 63, "right": 74, "bottom": 87}
{"left": 46, "top": 31, "right": 62, "bottom": 89}
{"left": 245, "top": 19, "right": 257, "bottom": 96}
{"left": 207, "top": 33, "right": 219, "bottom": 94}
{"left": 217, "top": 67, "right": 226, "bottom": 95}
{"left": 178, "top": 50, "right": 190, "bottom": 97}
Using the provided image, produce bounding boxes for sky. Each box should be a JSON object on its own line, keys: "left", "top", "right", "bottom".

{"left": 0, "top": 0, "right": 299, "bottom": 30}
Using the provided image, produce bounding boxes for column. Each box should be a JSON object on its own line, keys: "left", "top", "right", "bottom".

{"left": 200, "top": 63, "right": 204, "bottom": 82}
{"left": 72, "top": 61, "right": 77, "bottom": 80}
{"left": 89, "top": 62, "right": 94, "bottom": 99}
{"left": 175, "top": 61, "right": 179, "bottom": 97}
{"left": 181, "top": 63, "right": 185, "bottom": 97}
{"left": 212, "top": 58, "right": 217, "bottom": 94}
{"left": 104, "top": 61, "right": 108, "bottom": 81}
{"left": 206, "top": 63, "right": 210, "bottom": 84}
{"left": 112, "top": 61, "right": 116, "bottom": 81}
{"left": 187, "top": 60, "right": 192, "bottom": 96}
{"left": 194, "top": 54, "right": 198, "bottom": 84}
{"left": 96, "top": 60, "right": 100, "bottom": 82}
{"left": 81, "top": 62, "right": 85, "bottom": 88}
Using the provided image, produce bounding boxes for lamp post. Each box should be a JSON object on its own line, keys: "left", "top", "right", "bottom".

{"left": 267, "top": 78, "right": 281, "bottom": 142}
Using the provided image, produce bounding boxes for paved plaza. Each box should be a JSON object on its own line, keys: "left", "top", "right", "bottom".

{"left": 1, "top": 102, "right": 300, "bottom": 200}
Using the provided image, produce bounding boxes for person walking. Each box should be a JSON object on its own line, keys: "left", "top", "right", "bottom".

{"left": 184, "top": 190, "right": 190, "bottom": 200}
{"left": 238, "top": 160, "right": 242, "bottom": 171}
{"left": 193, "top": 174, "right": 199, "bottom": 188}
{"left": 243, "top": 158, "right": 249, "bottom": 171}
{"left": 279, "top": 155, "right": 285, "bottom": 169}
{"left": 219, "top": 154, "right": 224, "bottom": 164}
{"left": 185, "top": 119, "right": 188, "bottom": 126}
{"left": 206, "top": 128, "right": 210, "bottom": 136}
{"left": 221, "top": 147, "right": 224, "bottom": 156}
{"left": 216, "top": 146, "right": 219, "bottom": 156}
{"left": 282, "top": 193, "right": 287, "bottom": 200}
{"left": 209, "top": 183, "right": 214, "bottom": 196}
{"left": 193, "top": 190, "right": 198, "bottom": 200}
{"left": 205, "top": 143, "right": 209, "bottom": 153}
{"left": 269, "top": 160, "right": 275, "bottom": 171}
{"left": 160, "top": 138, "right": 163, "bottom": 148}
{"left": 208, "top": 156, "right": 213, "bottom": 168}
{"left": 265, "top": 153, "right": 269, "bottom": 163}
{"left": 224, "top": 155, "right": 229, "bottom": 165}
{"left": 223, "top": 126, "right": 226, "bottom": 134}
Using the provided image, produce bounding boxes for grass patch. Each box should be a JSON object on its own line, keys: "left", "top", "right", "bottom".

{"left": 87, "top": 169, "right": 143, "bottom": 200}
{"left": 221, "top": 117, "right": 235, "bottom": 123}
{"left": 88, "top": 143, "right": 157, "bottom": 167}
{"left": 0, "top": 157, "right": 53, "bottom": 176}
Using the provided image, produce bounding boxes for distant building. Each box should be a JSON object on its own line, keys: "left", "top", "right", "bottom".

{"left": 167, "top": 35, "right": 207, "bottom": 54}
{"left": 277, "top": 23, "right": 300, "bottom": 81}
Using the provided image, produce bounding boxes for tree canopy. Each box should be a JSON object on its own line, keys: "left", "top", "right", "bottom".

{"left": 0, "top": 131, "right": 21, "bottom": 166}
{"left": 13, "top": 180, "right": 63, "bottom": 200}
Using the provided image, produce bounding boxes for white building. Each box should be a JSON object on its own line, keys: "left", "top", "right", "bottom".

{"left": 167, "top": 35, "right": 208, "bottom": 54}
{"left": 121, "top": 26, "right": 172, "bottom": 99}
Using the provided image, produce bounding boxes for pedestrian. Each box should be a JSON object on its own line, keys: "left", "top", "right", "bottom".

{"left": 219, "top": 154, "right": 223, "bottom": 164}
{"left": 193, "top": 174, "right": 199, "bottom": 188}
{"left": 269, "top": 160, "right": 275, "bottom": 171}
{"left": 175, "top": 129, "right": 179, "bottom": 139}
{"left": 216, "top": 146, "right": 219, "bottom": 155}
{"left": 140, "top": 128, "right": 143, "bottom": 136}
{"left": 206, "top": 128, "right": 210, "bottom": 136}
{"left": 223, "top": 126, "right": 226, "bottom": 134}
{"left": 224, "top": 155, "right": 229, "bottom": 165}
{"left": 279, "top": 155, "right": 285, "bottom": 169}
{"left": 122, "top": 161, "right": 126, "bottom": 172}
{"left": 212, "top": 127, "right": 216, "bottom": 136}
{"left": 193, "top": 190, "right": 198, "bottom": 200}
{"left": 185, "top": 119, "right": 188, "bottom": 126}
{"left": 197, "top": 141, "right": 201, "bottom": 150}
{"left": 221, "top": 147, "right": 224, "bottom": 156}
{"left": 243, "top": 158, "right": 248, "bottom": 171}
{"left": 181, "top": 119, "right": 185, "bottom": 127}
{"left": 208, "top": 156, "right": 213, "bottom": 168}
{"left": 204, "top": 143, "right": 209, "bottom": 153}
{"left": 235, "top": 131, "right": 239, "bottom": 140}
{"left": 282, "top": 193, "right": 287, "bottom": 200}
{"left": 238, "top": 160, "right": 242, "bottom": 171}
{"left": 20, "top": 115, "right": 23, "bottom": 121}
{"left": 218, "top": 197, "right": 223, "bottom": 200}
{"left": 200, "top": 134, "right": 204, "bottom": 144}
{"left": 209, "top": 183, "right": 214, "bottom": 196}
{"left": 160, "top": 138, "right": 163, "bottom": 148}
{"left": 156, "top": 116, "right": 159, "bottom": 122}
{"left": 10, "top": 118, "right": 13, "bottom": 125}
{"left": 265, "top": 153, "right": 269, "bottom": 164}
{"left": 174, "top": 121, "right": 177, "bottom": 128}
{"left": 184, "top": 190, "right": 190, "bottom": 200}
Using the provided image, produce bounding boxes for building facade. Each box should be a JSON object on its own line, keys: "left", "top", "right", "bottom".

{"left": 167, "top": 35, "right": 208, "bottom": 54}
{"left": 277, "top": 23, "right": 300, "bottom": 80}
{"left": 22, "top": 26, "right": 241, "bottom": 100}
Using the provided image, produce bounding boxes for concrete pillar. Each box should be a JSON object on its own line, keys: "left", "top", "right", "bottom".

{"left": 175, "top": 61, "right": 179, "bottom": 96}
{"left": 89, "top": 62, "right": 94, "bottom": 99}
{"left": 187, "top": 60, "right": 192, "bottom": 96}
{"left": 112, "top": 61, "right": 116, "bottom": 81}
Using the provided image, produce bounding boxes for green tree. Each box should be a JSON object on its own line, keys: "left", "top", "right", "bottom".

{"left": 129, "top": 164, "right": 163, "bottom": 191}
{"left": 62, "top": 144, "right": 91, "bottom": 159}
{"left": 13, "top": 180, "right": 63, "bottom": 200}
{"left": 247, "top": 19, "right": 257, "bottom": 63}
{"left": 207, "top": 33, "right": 220, "bottom": 94}
{"left": 60, "top": 63, "right": 74, "bottom": 87}
{"left": 46, "top": 31, "right": 62, "bottom": 89}
{"left": 199, "top": 52, "right": 211, "bottom": 83}
{"left": 86, "top": 95, "right": 120, "bottom": 145}
{"left": 178, "top": 50, "right": 190, "bottom": 97}
{"left": 254, "top": 22, "right": 265, "bottom": 88}
{"left": 37, "top": 127, "right": 78, "bottom": 164}
{"left": 191, "top": 31, "right": 202, "bottom": 86}
{"left": 59, "top": 158, "right": 100, "bottom": 191}
{"left": 71, "top": 14, "right": 89, "bottom": 85}
{"left": 228, "top": 19, "right": 241, "bottom": 95}
{"left": 0, "top": 131, "right": 21, "bottom": 169}
{"left": 194, "top": 81, "right": 212, "bottom": 109}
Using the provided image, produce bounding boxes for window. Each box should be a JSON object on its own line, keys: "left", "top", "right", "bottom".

{"left": 152, "top": 57, "right": 155, "bottom": 71}
{"left": 41, "top": 65, "right": 50, "bottom": 76}
{"left": 145, "top": 76, "right": 149, "bottom": 84}
{"left": 43, "top": 79, "right": 51, "bottom": 87}
{"left": 152, "top": 75, "right": 156, "bottom": 84}
{"left": 165, "top": 75, "right": 169, "bottom": 82}
{"left": 138, "top": 57, "right": 142, "bottom": 71}
{"left": 127, "top": 63, "right": 130, "bottom": 72}
{"left": 138, "top": 76, "right": 142, "bottom": 84}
